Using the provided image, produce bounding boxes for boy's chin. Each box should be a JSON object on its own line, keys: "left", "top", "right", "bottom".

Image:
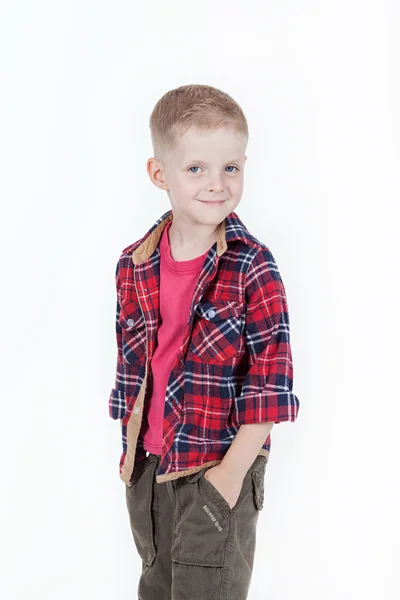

{"left": 171, "top": 200, "right": 239, "bottom": 224}
{"left": 194, "top": 204, "right": 233, "bottom": 223}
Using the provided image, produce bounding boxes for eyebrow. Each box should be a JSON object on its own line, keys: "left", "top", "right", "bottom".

{"left": 186, "top": 158, "right": 242, "bottom": 164}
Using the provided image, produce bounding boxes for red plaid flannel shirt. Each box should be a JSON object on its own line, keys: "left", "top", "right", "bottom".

{"left": 109, "top": 209, "right": 300, "bottom": 485}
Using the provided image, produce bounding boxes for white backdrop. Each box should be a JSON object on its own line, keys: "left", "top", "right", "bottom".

{"left": 1, "top": 1, "right": 399, "bottom": 599}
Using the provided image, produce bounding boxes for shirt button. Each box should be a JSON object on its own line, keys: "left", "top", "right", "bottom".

{"left": 127, "top": 318, "right": 134, "bottom": 327}
{"left": 207, "top": 309, "right": 216, "bottom": 318}
{"left": 133, "top": 406, "right": 140, "bottom": 415}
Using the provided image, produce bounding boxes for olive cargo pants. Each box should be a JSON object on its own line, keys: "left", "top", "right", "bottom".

{"left": 125, "top": 451, "right": 267, "bottom": 600}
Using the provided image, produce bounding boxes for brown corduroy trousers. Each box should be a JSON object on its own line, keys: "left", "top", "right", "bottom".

{"left": 125, "top": 451, "right": 267, "bottom": 600}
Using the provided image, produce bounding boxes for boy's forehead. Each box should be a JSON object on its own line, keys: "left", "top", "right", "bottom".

{"left": 173, "top": 127, "right": 246, "bottom": 160}
{"left": 178, "top": 125, "right": 244, "bottom": 145}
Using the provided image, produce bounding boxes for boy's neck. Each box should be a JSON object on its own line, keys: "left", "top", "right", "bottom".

{"left": 167, "top": 216, "right": 223, "bottom": 262}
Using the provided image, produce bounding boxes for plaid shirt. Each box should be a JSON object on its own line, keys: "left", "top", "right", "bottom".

{"left": 109, "top": 209, "right": 300, "bottom": 486}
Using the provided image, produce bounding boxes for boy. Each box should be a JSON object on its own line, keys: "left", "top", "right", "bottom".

{"left": 109, "top": 84, "right": 300, "bottom": 600}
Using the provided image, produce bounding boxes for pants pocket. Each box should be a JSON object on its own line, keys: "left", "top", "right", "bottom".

{"left": 251, "top": 471, "right": 265, "bottom": 510}
{"left": 125, "top": 456, "right": 157, "bottom": 566}
{"left": 171, "top": 468, "right": 231, "bottom": 568}
{"left": 251, "top": 455, "right": 267, "bottom": 511}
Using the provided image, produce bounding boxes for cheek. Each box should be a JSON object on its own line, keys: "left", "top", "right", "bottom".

{"left": 230, "top": 177, "right": 244, "bottom": 195}
{"left": 175, "top": 177, "right": 200, "bottom": 197}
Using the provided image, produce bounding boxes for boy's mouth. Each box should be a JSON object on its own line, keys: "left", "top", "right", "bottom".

{"left": 197, "top": 199, "right": 227, "bottom": 204}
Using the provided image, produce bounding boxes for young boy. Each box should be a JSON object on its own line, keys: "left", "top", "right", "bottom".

{"left": 109, "top": 84, "right": 300, "bottom": 600}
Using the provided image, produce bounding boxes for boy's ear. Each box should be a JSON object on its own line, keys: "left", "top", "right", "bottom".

{"left": 146, "top": 157, "right": 169, "bottom": 191}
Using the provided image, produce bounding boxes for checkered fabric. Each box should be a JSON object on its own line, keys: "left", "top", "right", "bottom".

{"left": 109, "top": 209, "right": 300, "bottom": 484}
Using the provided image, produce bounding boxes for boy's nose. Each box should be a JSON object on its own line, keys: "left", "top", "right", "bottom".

{"left": 207, "top": 184, "right": 224, "bottom": 192}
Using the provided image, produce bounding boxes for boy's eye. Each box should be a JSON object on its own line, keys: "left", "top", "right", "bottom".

{"left": 187, "top": 165, "right": 239, "bottom": 174}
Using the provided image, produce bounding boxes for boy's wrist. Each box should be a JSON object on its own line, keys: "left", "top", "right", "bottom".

{"left": 219, "top": 422, "right": 274, "bottom": 480}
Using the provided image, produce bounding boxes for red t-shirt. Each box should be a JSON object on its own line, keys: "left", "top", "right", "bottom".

{"left": 140, "top": 220, "right": 210, "bottom": 454}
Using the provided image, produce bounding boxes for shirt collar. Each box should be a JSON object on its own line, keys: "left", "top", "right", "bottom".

{"left": 129, "top": 209, "right": 256, "bottom": 265}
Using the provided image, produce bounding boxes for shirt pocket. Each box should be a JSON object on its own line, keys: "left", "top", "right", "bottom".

{"left": 118, "top": 298, "right": 146, "bottom": 365}
{"left": 188, "top": 300, "right": 244, "bottom": 364}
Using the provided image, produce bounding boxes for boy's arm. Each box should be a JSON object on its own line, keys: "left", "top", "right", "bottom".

{"left": 220, "top": 422, "right": 274, "bottom": 479}
{"left": 220, "top": 247, "right": 300, "bottom": 479}
{"left": 108, "top": 259, "right": 126, "bottom": 420}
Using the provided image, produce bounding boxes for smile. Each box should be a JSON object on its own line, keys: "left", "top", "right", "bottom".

{"left": 198, "top": 200, "right": 227, "bottom": 204}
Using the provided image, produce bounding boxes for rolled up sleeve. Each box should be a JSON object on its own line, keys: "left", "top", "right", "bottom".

{"left": 234, "top": 247, "right": 300, "bottom": 425}
{"left": 108, "top": 259, "right": 126, "bottom": 419}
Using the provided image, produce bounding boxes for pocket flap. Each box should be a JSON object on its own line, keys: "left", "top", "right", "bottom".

{"left": 195, "top": 301, "right": 242, "bottom": 322}
{"left": 251, "top": 471, "right": 265, "bottom": 511}
{"left": 118, "top": 300, "right": 144, "bottom": 332}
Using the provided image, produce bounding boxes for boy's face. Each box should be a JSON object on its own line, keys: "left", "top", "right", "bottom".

{"left": 147, "top": 126, "right": 247, "bottom": 227}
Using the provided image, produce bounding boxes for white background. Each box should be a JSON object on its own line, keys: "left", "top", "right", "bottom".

{"left": 1, "top": 1, "right": 399, "bottom": 599}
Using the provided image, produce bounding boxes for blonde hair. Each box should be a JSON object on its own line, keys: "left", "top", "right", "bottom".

{"left": 149, "top": 84, "right": 249, "bottom": 162}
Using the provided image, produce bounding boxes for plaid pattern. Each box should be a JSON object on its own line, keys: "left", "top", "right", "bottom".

{"left": 109, "top": 209, "right": 300, "bottom": 484}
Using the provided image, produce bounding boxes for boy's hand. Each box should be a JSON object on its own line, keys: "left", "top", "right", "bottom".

{"left": 203, "top": 464, "right": 244, "bottom": 510}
